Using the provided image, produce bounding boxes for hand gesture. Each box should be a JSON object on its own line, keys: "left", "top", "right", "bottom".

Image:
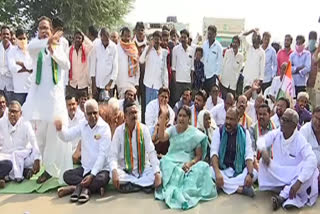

{"left": 182, "top": 162, "right": 193, "bottom": 173}
{"left": 289, "top": 180, "right": 302, "bottom": 199}
{"left": 48, "top": 30, "right": 63, "bottom": 54}
{"left": 81, "top": 174, "right": 94, "bottom": 187}
{"left": 154, "top": 172, "right": 162, "bottom": 189}
{"left": 215, "top": 171, "right": 224, "bottom": 188}
{"left": 54, "top": 119, "right": 63, "bottom": 131}
{"left": 32, "top": 159, "right": 40, "bottom": 175}
{"left": 112, "top": 169, "right": 120, "bottom": 189}
{"left": 244, "top": 174, "right": 253, "bottom": 187}
{"left": 252, "top": 80, "right": 261, "bottom": 91}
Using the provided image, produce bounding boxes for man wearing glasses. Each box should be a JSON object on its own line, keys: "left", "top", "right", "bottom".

{"left": 257, "top": 108, "right": 319, "bottom": 211}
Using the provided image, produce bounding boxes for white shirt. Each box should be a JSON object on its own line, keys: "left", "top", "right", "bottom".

{"left": 0, "top": 117, "right": 41, "bottom": 160}
{"left": 257, "top": 129, "right": 317, "bottom": 183}
{"left": 221, "top": 48, "right": 244, "bottom": 90}
{"left": 90, "top": 39, "right": 118, "bottom": 89}
{"left": 172, "top": 44, "right": 194, "bottom": 83}
{"left": 109, "top": 123, "right": 160, "bottom": 175}
{"left": 116, "top": 42, "right": 140, "bottom": 89}
{"left": 300, "top": 122, "right": 320, "bottom": 167}
{"left": 210, "top": 127, "right": 254, "bottom": 161}
{"left": 68, "top": 108, "right": 85, "bottom": 152}
{"left": 140, "top": 46, "right": 168, "bottom": 90}
{"left": 269, "top": 76, "right": 282, "bottom": 98}
{"left": 246, "top": 101, "right": 257, "bottom": 123}
{"left": 58, "top": 117, "right": 111, "bottom": 176}
{"left": 210, "top": 103, "right": 226, "bottom": 127}
{"left": 202, "top": 40, "right": 223, "bottom": 79}
{"left": 271, "top": 113, "right": 280, "bottom": 128}
{"left": 240, "top": 35, "right": 265, "bottom": 87}
{"left": 145, "top": 99, "right": 175, "bottom": 133}
{"left": 7, "top": 46, "right": 33, "bottom": 93}
{"left": 206, "top": 96, "right": 224, "bottom": 112}
{"left": 0, "top": 42, "right": 14, "bottom": 91}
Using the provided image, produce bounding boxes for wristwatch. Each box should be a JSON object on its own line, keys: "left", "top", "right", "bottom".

{"left": 247, "top": 172, "right": 254, "bottom": 178}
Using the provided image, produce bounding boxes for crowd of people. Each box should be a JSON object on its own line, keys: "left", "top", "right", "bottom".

{"left": 0, "top": 15, "right": 320, "bottom": 211}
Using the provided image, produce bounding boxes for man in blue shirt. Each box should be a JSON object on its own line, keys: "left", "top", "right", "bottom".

{"left": 202, "top": 25, "right": 223, "bottom": 95}
{"left": 290, "top": 35, "right": 311, "bottom": 97}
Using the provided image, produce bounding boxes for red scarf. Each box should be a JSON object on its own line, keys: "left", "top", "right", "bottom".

{"left": 69, "top": 45, "right": 86, "bottom": 80}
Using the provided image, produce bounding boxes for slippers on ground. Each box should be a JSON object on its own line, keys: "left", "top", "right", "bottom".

{"left": 70, "top": 185, "right": 82, "bottom": 202}
{"left": 58, "top": 186, "right": 76, "bottom": 198}
{"left": 271, "top": 195, "right": 284, "bottom": 211}
{"left": 0, "top": 179, "right": 5, "bottom": 189}
{"left": 36, "top": 171, "right": 52, "bottom": 184}
{"left": 78, "top": 188, "right": 90, "bottom": 203}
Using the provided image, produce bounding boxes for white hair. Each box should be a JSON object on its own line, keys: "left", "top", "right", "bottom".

{"left": 107, "top": 98, "right": 120, "bottom": 111}
{"left": 297, "top": 92, "right": 309, "bottom": 101}
{"left": 84, "top": 99, "right": 99, "bottom": 113}
{"left": 284, "top": 108, "right": 299, "bottom": 125}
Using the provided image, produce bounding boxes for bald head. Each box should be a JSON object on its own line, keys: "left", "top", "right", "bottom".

{"left": 283, "top": 108, "right": 299, "bottom": 125}
{"left": 110, "top": 31, "right": 119, "bottom": 44}
{"left": 224, "top": 93, "right": 235, "bottom": 111}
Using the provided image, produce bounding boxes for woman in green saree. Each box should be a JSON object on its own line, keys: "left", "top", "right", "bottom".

{"left": 155, "top": 105, "right": 217, "bottom": 210}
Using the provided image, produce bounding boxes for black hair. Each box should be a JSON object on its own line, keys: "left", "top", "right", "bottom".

{"left": 134, "top": 22, "right": 145, "bottom": 31}
{"left": 195, "top": 90, "right": 208, "bottom": 102}
{"left": 296, "top": 35, "right": 305, "bottom": 44}
{"left": 170, "top": 28, "right": 177, "bottom": 37}
{"left": 158, "top": 87, "right": 170, "bottom": 97}
{"left": 177, "top": 105, "right": 192, "bottom": 119}
{"left": 262, "top": 32, "right": 271, "bottom": 38}
{"left": 152, "top": 30, "right": 161, "bottom": 38}
{"left": 100, "top": 28, "right": 109, "bottom": 38}
{"left": 232, "top": 35, "right": 240, "bottom": 45}
{"left": 65, "top": 95, "right": 77, "bottom": 101}
{"left": 162, "top": 25, "right": 170, "bottom": 32}
{"left": 1, "top": 25, "right": 11, "bottom": 32}
{"left": 195, "top": 47, "right": 203, "bottom": 55}
{"left": 74, "top": 31, "right": 84, "bottom": 41}
{"left": 88, "top": 25, "right": 98, "bottom": 38}
{"left": 278, "top": 97, "right": 290, "bottom": 108}
{"left": 124, "top": 101, "right": 137, "bottom": 114}
{"left": 180, "top": 29, "right": 189, "bottom": 38}
{"left": 313, "top": 106, "right": 320, "bottom": 114}
{"left": 207, "top": 25, "right": 217, "bottom": 33}
{"left": 52, "top": 17, "right": 64, "bottom": 29}
{"left": 120, "top": 27, "right": 131, "bottom": 37}
{"left": 15, "top": 28, "right": 26, "bottom": 37}
{"left": 309, "top": 31, "right": 317, "bottom": 40}
{"left": 285, "top": 34, "right": 293, "bottom": 42}
{"left": 258, "top": 103, "right": 271, "bottom": 114}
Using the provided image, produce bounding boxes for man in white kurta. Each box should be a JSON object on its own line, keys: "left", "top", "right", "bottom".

{"left": 211, "top": 107, "right": 257, "bottom": 197}
{"left": 145, "top": 87, "right": 175, "bottom": 134}
{"left": 210, "top": 93, "right": 235, "bottom": 127}
{"left": 0, "top": 101, "right": 41, "bottom": 185}
{"left": 21, "top": 17, "right": 72, "bottom": 183}
{"left": 257, "top": 109, "right": 318, "bottom": 210}
{"left": 110, "top": 102, "right": 161, "bottom": 193}
{"left": 66, "top": 95, "right": 85, "bottom": 164}
{"left": 300, "top": 106, "right": 320, "bottom": 191}
{"left": 56, "top": 99, "right": 111, "bottom": 202}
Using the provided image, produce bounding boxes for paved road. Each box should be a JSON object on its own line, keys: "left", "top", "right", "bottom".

{"left": 1, "top": 191, "right": 319, "bottom": 214}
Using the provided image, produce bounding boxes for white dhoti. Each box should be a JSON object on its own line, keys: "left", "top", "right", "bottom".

{"left": 0, "top": 149, "right": 34, "bottom": 180}
{"left": 117, "top": 167, "right": 155, "bottom": 187}
{"left": 211, "top": 167, "right": 258, "bottom": 195}
{"left": 259, "top": 161, "right": 319, "bottom": 208}
{"left": 32, "top": 120, "right": 72, "bottom": 184}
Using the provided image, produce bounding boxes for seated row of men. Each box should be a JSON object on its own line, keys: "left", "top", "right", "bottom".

{"left": 0, "top": 87, "right": 319, "bottom": 210}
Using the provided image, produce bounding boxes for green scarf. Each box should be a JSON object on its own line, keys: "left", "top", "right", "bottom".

{"left": 218, "top": 124, "right": 246, "bottom": 176}
{"left": 36, "top": 49, "right": 58, "bottom": 85}
{"left": 124, "top": 122, "right": 145, "bottom": 175}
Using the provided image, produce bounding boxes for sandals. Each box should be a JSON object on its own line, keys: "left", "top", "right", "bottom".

{"left": 119, "top": 182, "right": 141, "bottom": 193}
{"left": 0, "top": 179, "right": 5, "bottom": 189}
{"left": 36, "top": 171, "right": 52, "bottom": 184}
{"left": 70, "top": 185, "right": 82, "bottom": 202}
{"left": 57, "top": 186, "right": 76, "bottom": 198}
{"left": 23, "top": 168, "right": 34, "bottom": 180}
{"left": 78, "top": 188, "right": 90, "bottom": 203}
{"left": 271, "top": 195, "right": 285, "bottom": 211}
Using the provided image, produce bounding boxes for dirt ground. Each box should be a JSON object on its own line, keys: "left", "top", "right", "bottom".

{"left": 1, "top": 190, "right": 320, "bottom": 214}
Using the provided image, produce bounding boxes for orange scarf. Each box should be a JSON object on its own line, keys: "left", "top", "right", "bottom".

{"left": 120, "top": 40, "right": 139, "bottom": 77}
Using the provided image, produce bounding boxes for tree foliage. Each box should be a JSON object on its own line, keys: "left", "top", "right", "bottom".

{"left": 0, "top": 0, "right": 134, "bottom": 32}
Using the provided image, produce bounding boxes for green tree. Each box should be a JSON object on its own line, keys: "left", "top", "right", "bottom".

{"left": 0, "top": 0, "right": 134, "bottom": 32}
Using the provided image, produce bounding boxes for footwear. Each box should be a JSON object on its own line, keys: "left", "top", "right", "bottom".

{"left": 119, "top": 183, "right": 141, "bottom": 193}
{"left": 284, "top": 204, "right": 298, "bottom": 210}
{"left": 142, "top": 185, "right": 154, "bottom": 194}
{"left": 271, "top": 195, "right": 285, "bottom": 211}
{"left": 100, "top": 187, "right": 105, "bottom": 197}
{"left": 78, "top": 188, "right": 90, "bottom": 203}
{"left": 57, "top": 186, "right": 76, "bottom": 198}
{"left": 0, "top": 179, "right": 5, "bottom": 189}
{"left": 242, "top": 186, "right": 255, "bottom": 198}
{"left": 36, "top": 171, "right": 52, "bottom": 184}
{"left": 70, "top": 185, "right": 82, "bottom": 202}
{"left": 15, "top": 178, "right": 24, "bottom": 183}
{"left": 23, "top": 168, "right": 34, "bottom": 180}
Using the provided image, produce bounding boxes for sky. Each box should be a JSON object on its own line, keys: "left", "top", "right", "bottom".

{"left": 126, "top": 0, "right": 320, "bottom": 44}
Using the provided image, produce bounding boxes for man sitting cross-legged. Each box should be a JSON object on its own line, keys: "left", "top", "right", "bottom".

{"left": 0, "top": 101, "right": 41, "bottom": 188}
{"left": 55, "top": 99, "right": 111, "bottom": 203}
{"left": 257, "top": 109, "right": 319, "bottom": 211}
{"left": 210, "top": 107, "right": 257, "bottom": 197}
{"left": 109, "top": 101, "right": 162, "bottom": 193}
